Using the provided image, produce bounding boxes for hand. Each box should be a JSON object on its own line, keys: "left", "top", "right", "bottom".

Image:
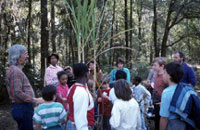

{"left": 62, "top": 98, "right": 67, "bottom": 102}
{"left": 98, "top": 97, "right": 102, "bottom": 102}
{"left": 35, "top": 97, "right": 45, "bottom": 105}
{"left": 102, "top": 94, "right": 109, "bottom": 99}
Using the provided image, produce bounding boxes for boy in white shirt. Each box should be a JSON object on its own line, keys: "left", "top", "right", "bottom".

{"left": 132, "top": 76, "right": 151, "bottom": 130}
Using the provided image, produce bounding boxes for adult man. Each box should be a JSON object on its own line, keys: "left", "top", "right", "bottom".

{"left": 5, "top": 44, "right": 44, "bottom": 130}
{"left": 110, "top": 57, "right": 130, "bottom": 85}
{"left": 173, "top": 51, "right": 196, "bottom": 86}
{"left": 160, "top": 62, "right": 200, "bottom": 130}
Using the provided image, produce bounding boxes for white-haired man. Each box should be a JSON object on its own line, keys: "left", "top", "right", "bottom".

{"left": 5, "top": 44, "right": 43, "bottom": 130}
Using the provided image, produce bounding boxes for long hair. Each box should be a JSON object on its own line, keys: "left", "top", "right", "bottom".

{"left": 8, "top": 44, "right": 27, "bottom": 65}
{"left": 114, "top": 79, "right": 132, "bottom": 101}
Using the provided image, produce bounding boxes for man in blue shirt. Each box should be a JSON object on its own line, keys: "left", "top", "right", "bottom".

{"left": 173, "top": 51, "right": 196, "bottom": 86}
{"left": 110, "top": 57, "right": 130, "bottom": 85}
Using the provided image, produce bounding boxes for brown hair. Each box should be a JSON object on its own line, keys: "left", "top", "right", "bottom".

{"left": 114, "top": 79, "right": 132, "bottom": 101}
{"left": 117, "top": 57, "right": 125, "bottom": 65}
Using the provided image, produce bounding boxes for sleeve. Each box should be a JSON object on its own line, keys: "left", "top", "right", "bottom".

{"left": 160, "top": 91, "right": 170, "bottom": 117}
{"left": 136, "top": 106, "right": 141, "bottom": 130}
{"left": 56, "top": 86, "right": 62, "bottom": 96}
{"left": 147, "top": 69, "right": 153, "bottom": 82}
{"left": 109, "top": 102, "right": 121, "bottom": 129}
{"left": 126, "top": 69, "right": 131, "bottom": 83}
{"left": 73, "top": 88, "right": 89, "bottom": 130}
{"left": 33, "top": 109, "right": 42, "bottom": 123}
{"left": 44, "top": 68, "right": 51, "bottom": 85}
{"left": 110, "top": 70, "right": 115, "bottom": 84}
{"left": 188, "top": 67, "right": 196, "bottom": 86}
{"left": 59, "top": 106, "right": 67, "bottom": 122}
{"left": 13, "top": 70, "right": 35, "bottom": 103}
{"left": 142, "top": 86, "right": 151, "bottom": 105}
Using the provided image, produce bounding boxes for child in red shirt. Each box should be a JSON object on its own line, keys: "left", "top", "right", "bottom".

{"left": 97, "top": 75, "right": 112, "bottom": 130}
{"left": 56, "top": 71, "right": 69, "bottom": 110}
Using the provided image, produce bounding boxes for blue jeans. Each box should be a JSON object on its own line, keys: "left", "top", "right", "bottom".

{"left": 12, "top": 103, "right": 34, "bottom": 130}
{"left": 67, "top": 120, "right": 93, "bottom": 130}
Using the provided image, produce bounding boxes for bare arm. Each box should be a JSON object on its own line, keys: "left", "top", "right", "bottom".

{"left": 35, "top": 123, "right": 42, "bottom": 130}
{"left": 58, "top": 94, "right": 67, "bottom": 102}
{"left": 160, "top": 117, "right": 168, "bottom": 130}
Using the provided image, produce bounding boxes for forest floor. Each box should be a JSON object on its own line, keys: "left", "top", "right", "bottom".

{"left": 0, "top": 104, "right": 17, "bottom": 130}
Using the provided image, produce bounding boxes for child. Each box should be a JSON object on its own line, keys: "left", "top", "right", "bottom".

{"left": 87, "top": 79, "right": 96, "bottom": 99}
{"left": 132, "top": 76, "right": 151, "bottom": 130}
{"left": 66, "top": 63, "right": 94, "bottom": 130}
{"left": 110, "top": 79, "right": 141, "bottom": 130}
{"left": 97, "top": 75, "right": 112, "bottom": 130}
{"left": 44, "top": 53, "right": 63, "bottom": 87}
{"left": 33, "top": 85, "right": 67, "bottom": 130}
{"left": 57, "top": 71, "right": 69, "bottom": 110}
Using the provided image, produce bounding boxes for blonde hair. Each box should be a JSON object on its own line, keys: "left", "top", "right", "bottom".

{"left": 87, "top": 80, "right": 95, "bottom": 98}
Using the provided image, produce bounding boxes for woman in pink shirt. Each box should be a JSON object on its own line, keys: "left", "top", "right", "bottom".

{"left": 44, "top": 53, "right": 63, "bottom": 87}
{"left": 56, "top": 71, "right": 69, "bottom": 110}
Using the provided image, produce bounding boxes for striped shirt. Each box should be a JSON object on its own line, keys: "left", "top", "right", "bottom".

{"left": 33, "top": 102, "right": 67, "bottom": 129}
{"left": 5, "top": 65, "right": 35, "bottom": 104}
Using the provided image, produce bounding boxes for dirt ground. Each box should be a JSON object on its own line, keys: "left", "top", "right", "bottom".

{"left": 0, "top": 104, "right": 17, "bottom": 130}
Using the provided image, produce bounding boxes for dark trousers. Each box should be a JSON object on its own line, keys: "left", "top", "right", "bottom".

{"left": 103, "top": 116, "right": 112, "bottom": 130}
{"left": 12, "top": 103, "right": 34, "bottom": 130}
{"left": 153, "top": 104, "right": 160, "bottom": 130}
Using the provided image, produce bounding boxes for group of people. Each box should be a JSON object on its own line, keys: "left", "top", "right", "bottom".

{"left": 5, "top": 44, "right": 200, "bottom": 130}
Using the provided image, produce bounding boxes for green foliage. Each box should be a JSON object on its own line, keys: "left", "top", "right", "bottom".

{"left": 131, "top": 62, "right": 150, "bottom": 80}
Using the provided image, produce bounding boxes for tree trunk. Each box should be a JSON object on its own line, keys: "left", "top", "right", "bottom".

{"left": 51, "top": 0, "right": 56, "bottom": 52}
{"left": 129, "top": 0, "right": 133, "bottom": 64}
{"left": 124, "top": 0, "right": 129, "bottom": 64}
{"left": 27, "top": 0, "right": 32, "bottom": 63}
{"left": 110, "top": 0, "right": 115, "bottom": 63}
{"left": 153, "top": 0, "right": 159, "bottom": 57}
{"left": 161, "top": 0, "right": 173, "bottom": 57}
{"left": 70, "top": 29, "right": 75, "bottom": 65}
{"left": 110, "top": 0, "right": 116, "bottom": 65}
{"left": 41, "top": 0, "right": 49, "bottom": 79}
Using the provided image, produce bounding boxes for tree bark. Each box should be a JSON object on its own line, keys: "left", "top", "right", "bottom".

{"left": 153, "top": 0, "right": 159, "bottom": 57}
{"left": 129, "top": 0, "right": 133, "bottom": 64}
{"left": 41, "top": 0, "right": 49, "bottom": 79}
{"left": 51, "top": 0, "right": 56, "bottom": 52}
{"left": 161, "top": 0, "right": 173, "bottom": 56}
{"left": 27, "top": 0, "right": 32, "bottom": 63}
{"left": 124, "top": 0, "right": 129, "bottom": 63}
{"left": 110, "top": 0, "right": 116, "bottom": 65}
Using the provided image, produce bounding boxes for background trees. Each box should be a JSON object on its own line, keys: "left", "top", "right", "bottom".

{"left": 0, "top": 0, "right": 200, "bottom": 102}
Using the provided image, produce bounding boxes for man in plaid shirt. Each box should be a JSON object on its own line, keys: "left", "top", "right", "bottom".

{"left": 5, "top": 44, "right": 44, "bottom": 130}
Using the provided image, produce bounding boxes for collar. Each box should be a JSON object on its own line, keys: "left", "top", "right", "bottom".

{"left": 49, "top": 64, "right": 58, "bottom": 68}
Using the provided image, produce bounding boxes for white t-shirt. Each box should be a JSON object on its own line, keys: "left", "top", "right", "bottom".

{"left": 110, "top": 98, "right": 141, "bottom": 130}
{"left": 109, "top": 88, "right": 118, "bottom": 104}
